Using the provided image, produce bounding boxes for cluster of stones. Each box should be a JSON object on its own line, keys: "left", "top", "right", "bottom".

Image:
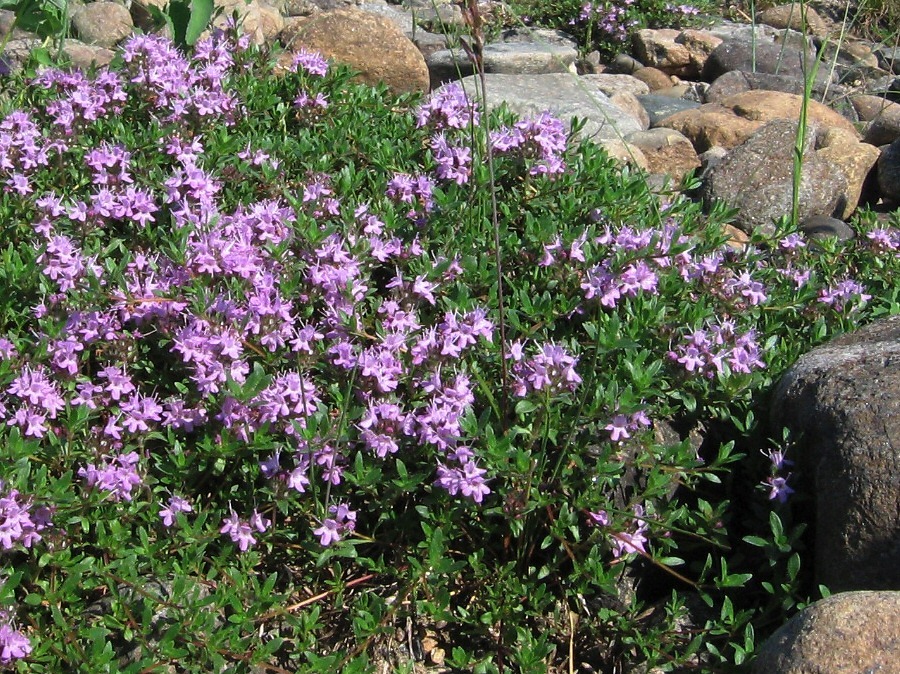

{"left": 2, "top": 0, "right": 900, "bottom": 672}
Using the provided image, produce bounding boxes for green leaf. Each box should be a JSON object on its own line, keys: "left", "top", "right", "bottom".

{"left": 185, "top": 0, "right": 215, "bottom": 46}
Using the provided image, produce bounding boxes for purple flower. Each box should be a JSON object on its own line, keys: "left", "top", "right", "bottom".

{"left": 0, "top": 623, "right": 32, "bottom": 665}
{"left": 220, "top": 507, "right": 270, "bottom": 552}
{"left": 818, "top": 279, "right": 871, "bottom": 312}
{"left": 0, "top": 482, "right": 52, "bottom": 550}
{"left": 416, "top": 83, "right": 479, "bottom": 130}
{"left": 764, "top": 475, "right": 795, "bottom": 504}
{"left": 292, "top": 48, "right": 329, "bottom": 76}
{"left": 763, "top": 448, "right": 793, "bottom": 471}
{"left": 78, "top": 452, "right": 142, "bottom": 502}
{"left": 159, "top": 495, "right": 193, "bottom": 527}
{"left": 313, "top": 503, "right": 356, "bottom": 546}
{"left": 435, "top": 459, "right": 490, "bottom": 503}
{"left": 430, "top": 133, "right": 471, "bottom": 185}
{"left": 610, "top": 505, "right": 650, "bottom": 558}
{"left": 508, "top": 342, "right": 581, "bottom": 397}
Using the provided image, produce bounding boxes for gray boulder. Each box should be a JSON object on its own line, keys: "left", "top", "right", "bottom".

{"left": 703, "top": 37, "right": 831, "bottom": 88}
{"left": 752, "top": 591, "right": 900, "bottom": 674}
{"left": 877, "top": 138, "right": 900, "bottom": 204}
{"left": 700, "top": 119, "right": 846, "bottom": 234}
{"left": 771, "top": 316, "right": 900, "bottom": 592}
{"left": 452, "top": 73, "right": 644, "bottom": 142}
{"left": 427, "top": 38, "right": 577, "bottom": 87}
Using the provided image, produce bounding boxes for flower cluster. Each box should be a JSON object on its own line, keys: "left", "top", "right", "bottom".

{"left": 588, "top": 503, "right": 650, "bottom": 558}
{"left": 78, "top": 452, "right": 143, "bottom": 502}
{"left": 0, "top": 482, "right": 51, "bottom": 551}
{"left": 490, "top": 112, "right": 568, "bottom": 176}
{"left": 508, "top": 341, "right": 582, "bottom": 397}
{"left": 313, "top": 503, "right": 356, "bottom": 546}
{"left": 817, "top": 279, "right": 871, "bottom": 313}
{"left": 761, "top": 448, "right": 795, "bottom": 504}
{"left": 576, "top": 0, "right": 638, "bottom": 42}
{"left": 0, "top": 604, "right": 31, "bottom": 666}
{"left": 605, "top": 409, "right": 652, "bottom": 442}
{"left": 668, "top": 320, "right": 766, "bottom": 378}
{"left": 221, "top": 508, "right": 271, "bottom": 552}
{"left": 415, "top": 83, "right": 479, "bottom": 131}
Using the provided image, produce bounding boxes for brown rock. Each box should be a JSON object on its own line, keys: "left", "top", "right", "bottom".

{"left": 861, "top": 99, "right": 900, "bottom": 146}
{"left": 852, "top": 94, "right": 900, "bottom": 122}
{"left": 674, "top": 29, "right": 722, "bottom": 78}
{"left": 610, "top": 91, "right": 650, "bottom": 130}
{"left": 757, "top": 3, "right": 831, "bottom": 37}
{"left": 723, "top": 224, "right": 748, "bottom": 250}
{"left": 626, "top": 128, "right": 700, "bottom": 182}
{"left": 815, "top": 128, "right": 879, "bottom": 218}
{"left": 282, "top": 8, "right": 429, "bottom": 95}
{"left": 209, "top": 0, "right": 283, "bottom": 44}
{"left": 721, "top": 90, "right": 859, "bottom": 137}
{"left": 597, "top": 139, "right": 650, "bottom": 171}
{"left": 72, "top": 1, "right": 134, "bottom": 48}
{"left": 752, "top": 592, "right": 900, "bottom": 674}
{"left": 657, "top": 106, "right": 761, "bottom": 151}
{"left": 632, "top": 28, "right": 694, "bottom": 77}
{"left": 632, "top": 66, "right": 673, "bottom": 91}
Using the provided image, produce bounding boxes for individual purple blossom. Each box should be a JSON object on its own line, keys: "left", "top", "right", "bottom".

{"left": 97, "top": 365, "right": 136, "bottom": 402}
{"left": 0, "top": 338, "right": 15, "bottom": 360}
{"left": 611, "top": 504, "right": 650, "bottom": 558}
{"left": 763, "top": 448, "right": 794, "bottom": 472}
{"left": 294, "top": 90, "right": 329, "bottom": 109}
{"left": 313, "top": 503, "right": 356, "bottom": 546}
{"left": 727, "top": 271, "right": 767, "bottom": 306}
{"left": 866, "top": 227, "right": 900, "bottom": 254}
{"left": 435, "top": 460, "right": 491, "bottom": 503}
{"left": 764, "top": 475, "right": 795, "bottom": 504}
{"left": 386, "top": 172, "right": 435, "bottom": 221}
{"left": 605, "top": 410, "right": 651, "bottom": 442}
{"left": 159, "top": 495, "right": 193, "bottom": 527}
{"left": 779, "top": 233, "right": 806, "bottom": 250}
{"left": 119, "top": 391, "right": 163, "bottom": 433}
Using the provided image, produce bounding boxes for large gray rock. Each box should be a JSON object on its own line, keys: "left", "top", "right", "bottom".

{"left": 638, "top": 94, "right": 701, "bottom": 127}
{"left": 703, "top": 36, "right": 831, "bottom": 87}
{"left": 877, "top": 139, "right": 900, "bottom": 204}
{"left": 427, "top": 39, "right": 577, "bottom": 86}
{"left": 1, "top": 37, "right": 115, "bottom": 73}
{"left": 452, "top": 73, "right": 644, "bottom": 142}
{"left": 700, "top": 119, "right": 846, "bottom": 233}
{"left": 751, "top": 592, "right": 900, "bottom": 674}
{"left": 771, "top": 316, "right": 900, "bottom": 591}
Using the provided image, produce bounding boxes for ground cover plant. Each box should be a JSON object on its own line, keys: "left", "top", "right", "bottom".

{"left": 0, "top": 19, "right": 899, "bottom": 673}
